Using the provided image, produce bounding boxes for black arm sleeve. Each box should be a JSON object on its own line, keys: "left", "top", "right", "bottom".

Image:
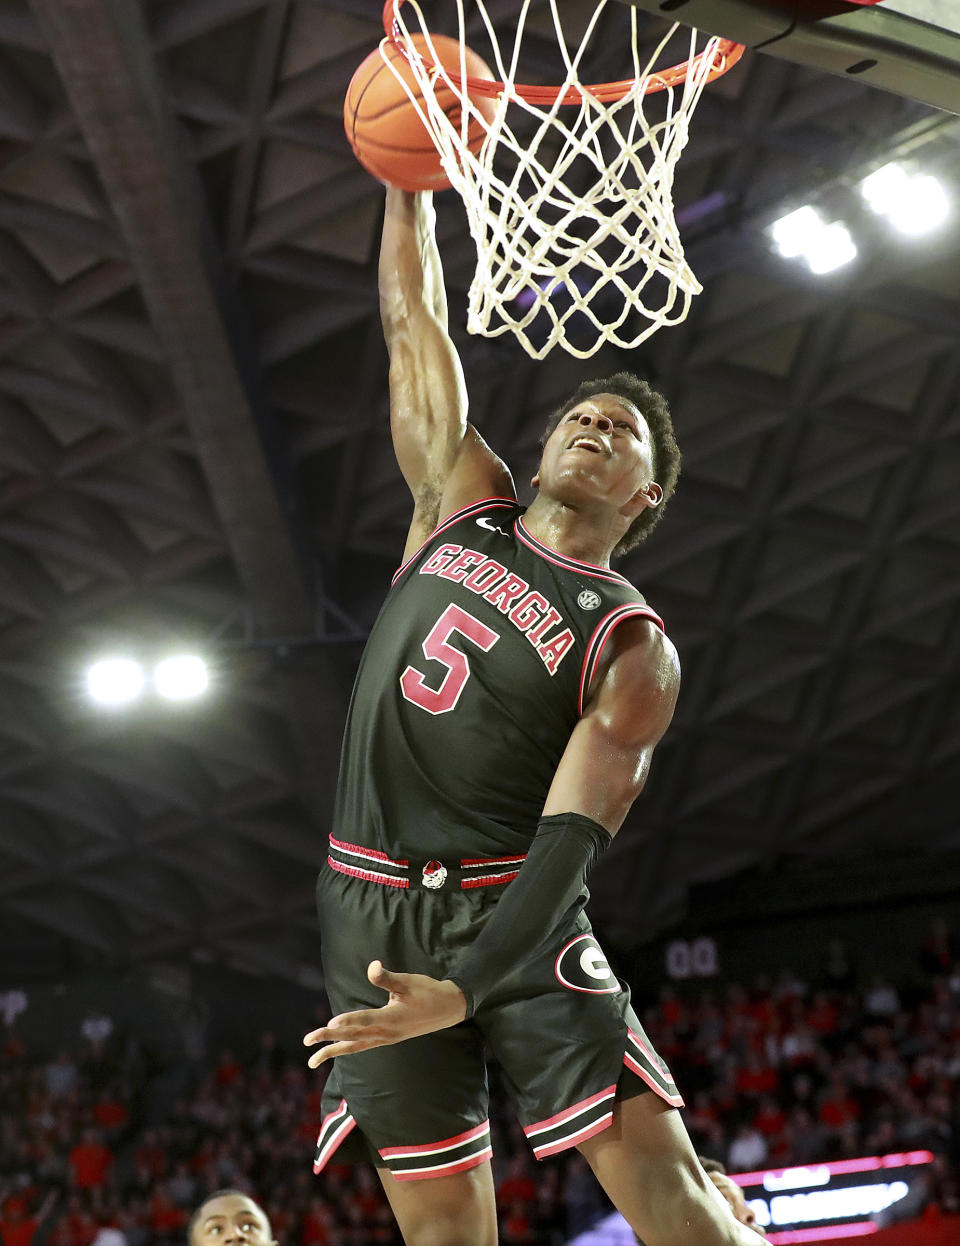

{"left": 445, "top": 811, "right": 611, "bottom": 1018}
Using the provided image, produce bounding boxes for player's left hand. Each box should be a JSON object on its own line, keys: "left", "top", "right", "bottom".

{"left": 303, "top": 960, "right": 467, "bottom": 1067}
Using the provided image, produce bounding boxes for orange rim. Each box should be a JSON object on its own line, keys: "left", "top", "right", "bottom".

{"left": 382, "top": 0, "right": 745, "bottom": 105}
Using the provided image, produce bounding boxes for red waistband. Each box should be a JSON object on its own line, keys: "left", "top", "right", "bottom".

{"left": 327, "top": 835, "right": 526, "bottom": 891}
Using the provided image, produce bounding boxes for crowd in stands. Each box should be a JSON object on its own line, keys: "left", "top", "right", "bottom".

{"left": 1, "top": 922, "right": 958, "bottom": 1246}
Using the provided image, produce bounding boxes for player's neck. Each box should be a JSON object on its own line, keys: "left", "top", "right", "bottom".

{"left": 523, "top": 495, "right": 623, "bottom": 568}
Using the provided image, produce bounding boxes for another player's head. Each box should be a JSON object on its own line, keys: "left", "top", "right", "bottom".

{"left": 699, "top": 1158, "right": 767, "bottom": 1237}
{"left": 187, "top": 1190, "right": 277, "bottom": 1246}
{"left": 537, "top": 373, "right": 680, "bottom": 556}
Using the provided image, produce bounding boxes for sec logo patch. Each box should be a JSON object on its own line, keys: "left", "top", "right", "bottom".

{"left": 554, "top": 934, "right": 619, "bottom": 994}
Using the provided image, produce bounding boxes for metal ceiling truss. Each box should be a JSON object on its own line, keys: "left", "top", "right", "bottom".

{"left": 0, "top": 0, "right": 958, "bottom": 981}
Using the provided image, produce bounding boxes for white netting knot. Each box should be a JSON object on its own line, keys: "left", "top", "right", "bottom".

{"left": 382, "top": 0, "right": 735, "bottom": 359}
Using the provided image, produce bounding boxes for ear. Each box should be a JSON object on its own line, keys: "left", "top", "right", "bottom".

{"left": 623, "top": 480, "right": 662, "bottom": 518}
{"left": 531, "top": 470, "right": 540, "bottom": 489}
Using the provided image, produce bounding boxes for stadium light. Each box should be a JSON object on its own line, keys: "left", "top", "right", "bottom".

{"left": 771, "top": 206, "right": 856, "bottom": 274}
{"left": 86, "top": 657, "right": 146, "bottom": 706}
{"left": 806, "top": 222, "right": 858, "bottom": 274}
{"left": 154, "top": 654, "right": 210, "bottom": 701}
{"left": 770, "top": 205, "right": 824, "bottom": 259}
{"left": 861, "top": 162, "right": 949, "bottom": 235}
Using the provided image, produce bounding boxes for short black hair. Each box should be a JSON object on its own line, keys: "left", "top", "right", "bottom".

{"left": 187, "top": 1190, "right": 270, "bottom": 1246}
{"left": 540, "top": 372, "right": 680, "bottom": 557}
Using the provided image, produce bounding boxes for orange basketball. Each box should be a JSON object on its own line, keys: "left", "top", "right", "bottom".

{"left": 344, "top": 36, "right": 498, "bottom": 193}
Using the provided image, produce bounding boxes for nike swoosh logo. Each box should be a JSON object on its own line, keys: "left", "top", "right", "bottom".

{"left": 476, "top": 517, "right": 510, "bottom": 536}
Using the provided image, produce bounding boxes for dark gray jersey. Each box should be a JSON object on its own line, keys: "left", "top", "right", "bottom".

{"left": 332, "top": 498, "right": 663, "bottom": 861}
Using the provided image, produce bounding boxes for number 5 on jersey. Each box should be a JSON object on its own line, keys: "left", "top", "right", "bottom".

{"left": 400, "top": 603, "right": 500, "bottom": 715}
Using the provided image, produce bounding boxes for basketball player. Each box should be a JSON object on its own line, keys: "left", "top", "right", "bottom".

{"left": 700, "top": 1159, "right": 768, "bottom": 1237}
{"left": 303, "top": 187, "right": 758, "bottom": 1246}
{"left": 187, "top": 1190, "right": 277, "bottom": 1246}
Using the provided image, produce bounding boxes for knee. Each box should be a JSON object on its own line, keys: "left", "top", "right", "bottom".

{"left": 402, "top": 1212, "right": 495, "bottom": 1246}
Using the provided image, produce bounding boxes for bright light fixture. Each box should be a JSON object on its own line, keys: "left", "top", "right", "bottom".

{"left": 861, "top": 162, "right": 949, "bottom": 235}
{"left": 86, "top": 657, "right": 146, "bottom": 706}
{"left": 771, "top": 206, "right": 856, "bottom": 274}
{"left": 860, "top": 162, "right": 910, "bottom": 214}
{"left": 888, "top": 174, "right": 949, "bottom": 236}
{"left": 806, "top": 221, "right": 858, "bottom": 274}
{"left": 771, "top": 206, "right": 825, "bottom": 259}
{"left": 154, "top": 655, "right": 209, "bottom": 701}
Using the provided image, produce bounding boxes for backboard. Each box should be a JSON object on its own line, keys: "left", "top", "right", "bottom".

{"left": 619, "top": 0, "right": 960, "bottom": 113}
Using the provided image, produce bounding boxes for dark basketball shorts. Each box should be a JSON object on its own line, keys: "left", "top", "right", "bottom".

{"left": 313, "top": 839, "right": 683, "bottom": 1182}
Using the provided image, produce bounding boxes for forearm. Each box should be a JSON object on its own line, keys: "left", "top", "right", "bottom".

{"left": 379, "top": 188, "right": 447, "bottom": 338}
{"left": 446, "top": 812, "right": 611, "bottom": 1017}
{"left": 379, "top": 188, "right": 468, "bottom": 496}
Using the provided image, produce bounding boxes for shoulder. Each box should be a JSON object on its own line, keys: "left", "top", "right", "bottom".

{"left": 603, "top": 616, "right": 680, "bottom": 697}
{"left": 582, "top": 616, "right": 680, "bottom": 748}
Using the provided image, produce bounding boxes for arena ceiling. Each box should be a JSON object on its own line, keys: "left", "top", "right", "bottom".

{"left": 2, "top": 0, "right": 959, "bottom": 989}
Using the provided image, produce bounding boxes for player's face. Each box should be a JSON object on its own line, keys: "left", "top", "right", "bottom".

{"left": 710, "top": 1174, "right": 766, "bottom": 1236}
{"left": 191, "top": 1196, "right": 276, "bottom": 1246}
{"left": 535, "top": 393, "right": 660, "bottom": 516}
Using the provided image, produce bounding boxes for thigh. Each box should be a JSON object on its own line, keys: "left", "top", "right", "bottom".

{"left": 317, "top": 1016, "right": 491, "bottom": 1181}
{"left": 376, "top": 1160, "right": 497, "bottom": 1246}
{"left": 316, "top": 873, "right": 492, "bottom": 1182}
{"left": 579, "top": 1095, "right": 750, "bottom": 1246}
{"left": 480, "top": 914, "right": 681, "bottom": 1159}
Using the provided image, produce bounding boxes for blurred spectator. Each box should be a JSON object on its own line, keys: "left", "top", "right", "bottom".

{"left": 187, "top": 1190, "right": 276, "bottom": 1246}
{"left": 46, "top": 1050, "right": 79, "bottom": 1099}
{"left": 564, "top": 1154, "right": 605, "bottom": 1235}
{"left": 822, "top": 940, "right": 857, "bottom": 993}
{"left": 864, "top": 976, "right": 901, "bottom": 1018}
{"left": 0, "top": 1192, "right": 56, "bottom": 1246}
{"left": 496, "top": 1153, "right": 538, "bottom": 1209}
{"left": 919, "top": 920, "right": 955, "bottom": 978}
{"left": 4, "top": 932, "right": 960, "bottom": 1246}
{"left": 727, "top": 1122, "right": 768, "bottom": 1172}
{"left": 699, "top": 1158, "right": 766, "bottom": 1238}
{"left": 68, "top": 1128, "right": 114, "bottom": 1193}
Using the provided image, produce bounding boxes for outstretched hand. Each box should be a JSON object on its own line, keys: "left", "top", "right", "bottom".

{"left": 303, "top": 961, "right": 467, "bottom": 1068}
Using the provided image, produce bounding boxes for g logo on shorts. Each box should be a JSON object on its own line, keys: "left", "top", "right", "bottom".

{"left": 554, "top": 933, "right": 619, "bottom": 994}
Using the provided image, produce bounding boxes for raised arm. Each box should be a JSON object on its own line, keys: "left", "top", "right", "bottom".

{"left": 380, "top": 188, "right": 514, "bottom": 560}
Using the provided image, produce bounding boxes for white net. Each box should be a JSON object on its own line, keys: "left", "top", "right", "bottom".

{"left": 381, "top": 0, "right": 739, "bottom": 359}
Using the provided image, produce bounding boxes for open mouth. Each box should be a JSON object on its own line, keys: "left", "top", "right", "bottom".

{"left": 566, "top": 435, "right": 605, "bottom": 455}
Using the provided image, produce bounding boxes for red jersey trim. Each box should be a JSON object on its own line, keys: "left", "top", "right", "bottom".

{"left": 523, "top": 1085, "right": 617, "bottom": 1137}
{"left": 530, "top": 1113, "right": 614, "bottom": 1159}
{"left": 313, "top": 1099, "right": 358, "bottom": 1174}
{"left": 329, "top": 835, "right": 409, "bottom": 868}
{"left": 461, "top": 870, "right": 520, "bottom": 889}
{"left": 388, "top": 1147, "right": 494, "bottom": 1181}
{"left": 577, "top": 604, "right": 665, "bottom": 716}
{"left": 391, "top": 497, "right": 518, "bottom": 586}
{"left": 623, "top": 1053, "right": 685, "bottom": 1108}
{"left": 514, "top": 517, "right": 633, "bottom": 586}
{"left": 380, "top": 1120, "right": 490, "bottom": 1159}
{"left": 327, "top": 857, "right": 410, "bottom": 889}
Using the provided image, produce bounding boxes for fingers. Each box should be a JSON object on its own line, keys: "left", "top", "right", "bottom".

{"left": 368, "top": 959, "right": 405, "bottom": 991}
{"left": 303, "top": 1009, "right": 396, "bottom": 1068}
{"left": 307, "top": 1036, "right": 377, "bottom": 1068}
{"left": 303, "top": 1010, "right": 376, "bottom": 1047}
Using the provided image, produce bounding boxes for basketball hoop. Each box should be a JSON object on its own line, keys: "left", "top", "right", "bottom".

{"left": 380, "top": 0, "right": 744, "bottom": 359}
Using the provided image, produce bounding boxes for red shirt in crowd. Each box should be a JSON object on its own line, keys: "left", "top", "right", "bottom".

{"left": 0, "top": 1213, "right": 38, "bottom": 1246}
{"left": 93, "top": 1097, "right": 129, "bottom": 1132}
{"left": 68, "top": 1139, "right": 113, "bottom": 1190}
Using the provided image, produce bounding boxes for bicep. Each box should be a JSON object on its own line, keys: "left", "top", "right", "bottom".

{"left": 543, "top": 625, "right": 680, "bottom": 832}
